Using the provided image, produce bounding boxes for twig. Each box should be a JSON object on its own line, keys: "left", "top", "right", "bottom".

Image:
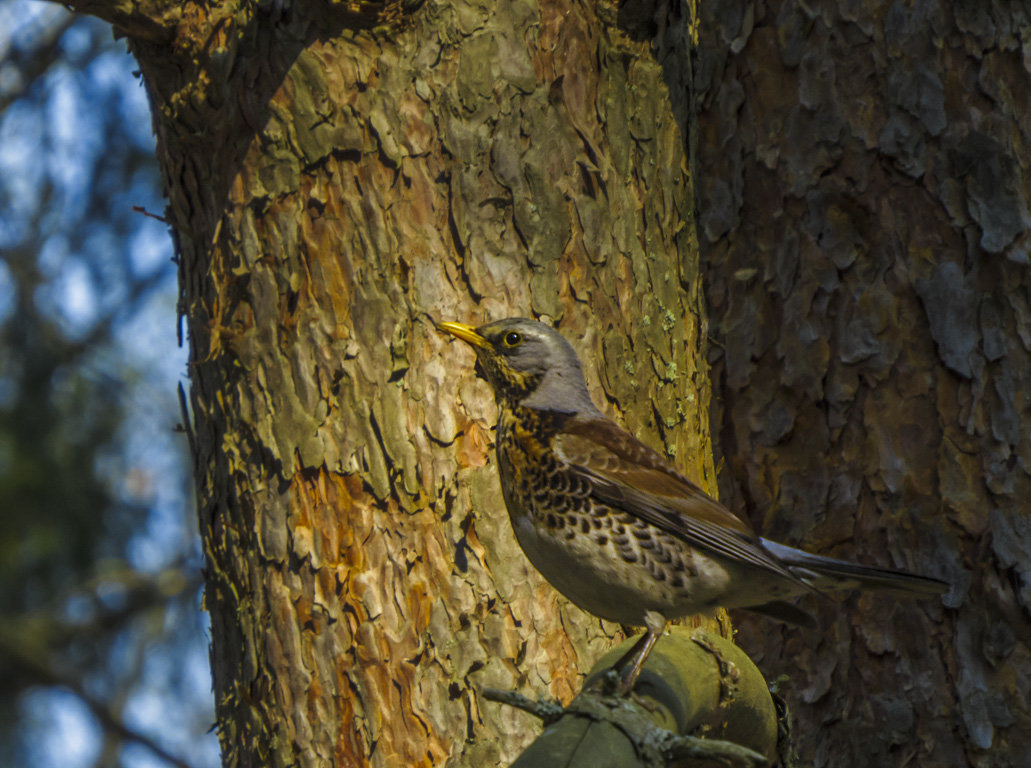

{"left": 177, "top": 382, "right": 197, "bottom": 457}
{"left": 481, "top": 687, "right": 565, "bottom": 724}
{"left": 0, "top": 628, "right": 197, "bottom": 768}
{"left": 659, "top": 732, "right": 769, "bottom": 767}
{"left": 132, "top": 205, "right": 169, "bottom": 223}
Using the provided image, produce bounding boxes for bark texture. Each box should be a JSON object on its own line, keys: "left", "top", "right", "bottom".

{"left": 697, "top": 1, "right": 1030, "bottom": 766}
{"left": 68, "top": 0, "right": 712, "bottom": 765}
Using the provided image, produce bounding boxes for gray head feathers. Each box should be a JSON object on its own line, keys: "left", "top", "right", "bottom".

{"left": 473, "top": 318, "right": 601, "bottom": 416}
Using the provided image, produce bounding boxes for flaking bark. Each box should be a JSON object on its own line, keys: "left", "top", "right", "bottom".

{"left": 57, "top": 0, "right": 716, "bottom": 764}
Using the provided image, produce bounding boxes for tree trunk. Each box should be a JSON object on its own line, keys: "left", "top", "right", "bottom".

{"left": 697, "top": 1, "right": 1030, "bottom": 766}
{"left": 62, "top": 0, "right": 714, "bottom": 765}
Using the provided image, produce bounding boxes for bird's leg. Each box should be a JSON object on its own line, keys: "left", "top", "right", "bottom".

{"left": 611, "top": 611, "right": 666, "bottom": 696}
{"left": 611, "top": 629, "right": 659, "bottom": 695}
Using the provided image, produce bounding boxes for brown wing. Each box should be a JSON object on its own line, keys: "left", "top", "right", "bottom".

{"left": 555, "top": 417, "right": 806, "bottom": 583}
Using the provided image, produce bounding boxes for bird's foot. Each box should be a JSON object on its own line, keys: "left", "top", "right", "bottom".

{"left": 605, "top": 618, "right": 665, "bottom": 696}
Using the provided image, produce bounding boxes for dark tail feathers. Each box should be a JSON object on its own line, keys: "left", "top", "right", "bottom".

{"left": 760, "top": 539, "right": 949, "bottom": 597}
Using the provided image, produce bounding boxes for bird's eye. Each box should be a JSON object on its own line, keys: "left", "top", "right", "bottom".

{"left": 503, "top": 331, "right": 523, "bottom": 347}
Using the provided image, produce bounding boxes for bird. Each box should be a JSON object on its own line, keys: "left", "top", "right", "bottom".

{"left": 438, "top": 317, "right": 949, "bottom": 693}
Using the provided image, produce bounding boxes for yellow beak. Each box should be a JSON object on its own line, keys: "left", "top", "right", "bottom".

{"left": 437, "top": 321, "right": 491, "bottom": 350}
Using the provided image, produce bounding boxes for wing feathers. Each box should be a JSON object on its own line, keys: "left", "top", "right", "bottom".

{"left": 554, "top": 419, "right": 809, "bottom": 587}
{"left": 557, "top": 419, "right": 754, "bottom": 533}
{"left": 550, "top": 415, "right": 945, "bottom": 603}
{"left": 573, "top": 460, "right": 806, "bottom": 585}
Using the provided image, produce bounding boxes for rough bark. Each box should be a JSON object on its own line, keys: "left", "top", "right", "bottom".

{"left": 60, "top": 0, "right": 713, "bottom": 765}
{"left": 697, "top": 1, "right": 1030, "bottom": 766}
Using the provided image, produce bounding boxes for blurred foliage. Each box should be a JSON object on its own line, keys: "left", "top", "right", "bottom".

{"left": 0, "top": 2, "right": 216, "bottom": 766}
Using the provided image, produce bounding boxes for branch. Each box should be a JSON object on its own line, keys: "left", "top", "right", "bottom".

{"left": 485, "top": 627, "right": 779, "bottom": 767}
{"left": 0, "top": 7, "right": 76, "bottom": 112}
{"left": 0, "top": 627, "right": 197, "bottom": 768}
{"left": 36, "top": 0, "right": 180, "bottom": 43}
{"left": 480, "top": 688, "right": 565, "bottom": 724}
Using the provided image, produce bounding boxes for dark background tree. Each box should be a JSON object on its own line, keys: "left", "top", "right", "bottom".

{"left": 697, "top": 1, "right": 1029, "bottom": 766}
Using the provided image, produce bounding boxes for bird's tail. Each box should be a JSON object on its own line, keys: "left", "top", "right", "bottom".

{"left": 760, "top": 539, "right": 949, "bottom": 597}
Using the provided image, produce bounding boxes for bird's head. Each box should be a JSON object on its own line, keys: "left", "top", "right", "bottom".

{"left": 438, "top": 318, "right": 597, "bottom": 414}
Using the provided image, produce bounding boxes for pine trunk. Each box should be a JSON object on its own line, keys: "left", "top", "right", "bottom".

{"left": 69, "top": 0, "right": 714, "bottom": 764}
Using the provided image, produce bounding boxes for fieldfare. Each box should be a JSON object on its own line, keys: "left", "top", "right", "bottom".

{"left": 439, "top": 317, "right": 948, "bottom": 693}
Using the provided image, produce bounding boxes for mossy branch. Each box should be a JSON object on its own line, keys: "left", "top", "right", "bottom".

{"left": 484, "top": 627, "right": 781, "bottom": 767}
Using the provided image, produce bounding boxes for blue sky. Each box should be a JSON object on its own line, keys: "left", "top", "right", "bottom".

{"left": 1, "top": 2, "right": 219, "bottom": 765}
